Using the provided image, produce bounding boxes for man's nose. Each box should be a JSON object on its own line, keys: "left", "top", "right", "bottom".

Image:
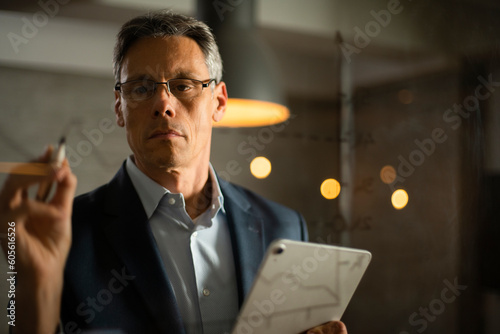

{"left": 152, "top": 84, "right": 176, "bottom": 118}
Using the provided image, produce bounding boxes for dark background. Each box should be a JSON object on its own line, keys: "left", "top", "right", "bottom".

{"left": 1, "top": 0, "right": 499, "bottom": 333}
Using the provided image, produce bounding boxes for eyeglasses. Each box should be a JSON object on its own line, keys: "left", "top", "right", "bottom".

{"left": 114, "top": 78, "right": 216, "bottom": 101}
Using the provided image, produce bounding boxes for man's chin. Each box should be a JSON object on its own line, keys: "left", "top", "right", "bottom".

{"left": 152, "top": 153, "right": 185, "bottom": 170}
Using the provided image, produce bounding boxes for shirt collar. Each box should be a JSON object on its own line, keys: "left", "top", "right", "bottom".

{"left": 208, "top": 162, "right": 225, "bottom": 218}
{"left": 125, "top": 156, "right": 225, "bottom": 220}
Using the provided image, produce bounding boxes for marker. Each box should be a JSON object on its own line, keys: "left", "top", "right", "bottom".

{"left": 36, "top": 137, "right": 66, "bottom": 202}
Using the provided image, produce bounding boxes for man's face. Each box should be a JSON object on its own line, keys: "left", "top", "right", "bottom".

{"left": 114, "top": 36, "right": 227, "bottom": 175}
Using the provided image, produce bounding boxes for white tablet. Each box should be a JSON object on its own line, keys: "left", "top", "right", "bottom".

{"left": 231, "top": 239, "right": 371, "bottom": 334}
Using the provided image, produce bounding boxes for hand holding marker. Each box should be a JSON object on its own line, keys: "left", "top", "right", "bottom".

{"left": 36, "top": 137, "right": 66, "bottom": 202}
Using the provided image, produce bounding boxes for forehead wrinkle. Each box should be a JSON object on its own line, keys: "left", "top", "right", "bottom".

{"left": 121, "top": 37, "right": 209, "bottom": 82}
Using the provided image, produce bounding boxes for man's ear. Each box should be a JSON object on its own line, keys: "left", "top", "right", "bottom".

{"left": 114, "top": 90, "right": 125, "bottom": 127}
{"left": 212, "top": 81, "right": 228, "bottom": 123}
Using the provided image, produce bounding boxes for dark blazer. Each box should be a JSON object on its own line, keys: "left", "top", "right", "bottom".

{"left": 61, "top": 162, "right": 308, "bottom": 334}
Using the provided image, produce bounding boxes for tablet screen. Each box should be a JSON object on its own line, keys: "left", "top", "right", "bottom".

{"left": 231, "top": 239, "right": 371, "bottom": 334}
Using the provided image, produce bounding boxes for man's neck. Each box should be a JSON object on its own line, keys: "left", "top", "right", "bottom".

{"left": 133, "top": 157, "right": 212, "bottom": 219}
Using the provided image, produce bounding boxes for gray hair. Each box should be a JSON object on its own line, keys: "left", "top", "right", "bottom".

{"left": 113, "top": 10, "right": 223, "bottom": 83}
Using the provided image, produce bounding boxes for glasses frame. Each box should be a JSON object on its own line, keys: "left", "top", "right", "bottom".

{"left": 114, "top": 78, "right": 216, "bottom": 101}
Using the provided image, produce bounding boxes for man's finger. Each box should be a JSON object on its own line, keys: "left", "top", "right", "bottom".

{"left": 0, "top": 147, "right": 54, "bottom": 201}
{"left": 305, "top": 321, "right": 348, "bottom": 334}
{"left": 0, "top": 162, "right": 51, "bottom": 176}
{"left": 50, "top": 160, "right": 77, "bottom": 211}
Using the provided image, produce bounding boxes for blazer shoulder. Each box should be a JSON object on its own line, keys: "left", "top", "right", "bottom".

{"left": 72, "top": 161, "right": 135, "bottom": 220}
{"left": 220, "top": 179, "right": 308, "bottom": 241}
{"left": 226, "top": 181, "right": 298, "bottom": 215}
{"left": 72, "top": 183, "right": 109, "bottom": 225}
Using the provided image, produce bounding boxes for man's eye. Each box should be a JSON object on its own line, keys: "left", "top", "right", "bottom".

{"left": 172, "top": 84, "right": 193, "bottom": 92}
{"left": 170, "top": 82, "right": 195, "bottom": 93}
{"left": 178, "top": 85, "right": 191, "bottom": 91}
{"left": 132, "top": 85, "right": 150, "bottom": 95}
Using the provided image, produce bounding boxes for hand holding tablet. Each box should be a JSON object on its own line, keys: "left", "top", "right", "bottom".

{"left": 232, "top": 239, "right": 371, "bottom": 334}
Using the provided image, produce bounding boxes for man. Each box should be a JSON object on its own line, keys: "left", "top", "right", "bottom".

{"left": 0, "top": 11, "right": 347, "bottom": 334}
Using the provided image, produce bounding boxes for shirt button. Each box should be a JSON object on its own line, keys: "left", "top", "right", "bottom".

{"left": 202, "top": 288, "right": 210, "bottom": 297}
{"left": 192, "top": 232, "right": 198, "bottom": 238}
{"left": 168, "top": 197, "right": 176, "bottom": 205}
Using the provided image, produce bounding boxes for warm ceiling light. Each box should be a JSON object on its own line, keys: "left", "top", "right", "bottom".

{"left": 198, "top": 0, "right": 289, "bottom": 128}
{"left": 214, "top": 98, "right": 290, "bottom": 127}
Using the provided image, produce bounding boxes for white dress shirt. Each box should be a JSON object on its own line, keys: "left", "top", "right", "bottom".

{"left": 126, "top": 157, "right": 239, "bottom": 334}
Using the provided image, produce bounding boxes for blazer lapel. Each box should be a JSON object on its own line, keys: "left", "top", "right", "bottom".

{"left": 101, "top": 164, "right": 185, "bottom": 333}
{"left": 219, "top": 178, "right": 265, "bottom": 306}
{"left": 97, "top": 166, "right": 266, "bottom": 328}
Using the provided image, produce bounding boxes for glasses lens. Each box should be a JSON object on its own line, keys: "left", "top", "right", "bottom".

{"left": 168, "top": 79, "right": 202, "bottom": 99}
{"left": 122, "top": 80, "right": 155, "bottom": 100}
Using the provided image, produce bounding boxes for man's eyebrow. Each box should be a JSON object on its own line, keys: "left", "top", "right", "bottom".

{"left": 125, "top": 74, "right": 152, "bottom": 82}
{"left": 171, "top": 71, "right": 205, "bottom": 80}
{"left": 125, "top": 71, "right": 203, "bottom": 82}
{"left": 179, "top": 71, "right": 196, "bottom": 77}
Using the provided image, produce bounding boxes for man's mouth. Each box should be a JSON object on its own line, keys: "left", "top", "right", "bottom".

{"left": 149, "top": 129, "right": 183, "bottom": 140}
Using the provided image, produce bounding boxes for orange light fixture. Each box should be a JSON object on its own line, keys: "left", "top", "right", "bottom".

{"left": 199, "top": 0, "right": 289, "bottom": 128}
{"left": 214, "top": 99, "right": 290, "bottom": 128}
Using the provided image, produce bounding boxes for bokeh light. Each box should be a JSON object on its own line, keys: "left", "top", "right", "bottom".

{"left": 398, "top": 89, "right": 413, "bottom": 104}
{"left": 320, "top": 178, "right": 341, "bottom": 199}
{"left": 380, "top": 165, "right": 397, "bottom": 184}
{"left": 391, "top": 189, "right": 409, "bottom": 210}
{"left": 250, "top": 156, "right": 272, "bottom": 179}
